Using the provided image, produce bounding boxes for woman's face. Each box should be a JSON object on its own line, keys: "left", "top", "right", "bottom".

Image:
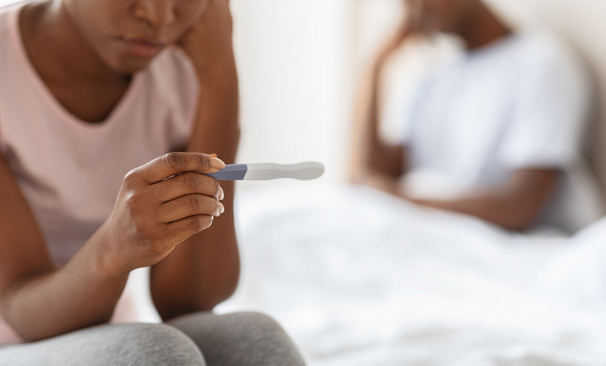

{"left": 64, "top": 0, "right": 210, "bottom": 73}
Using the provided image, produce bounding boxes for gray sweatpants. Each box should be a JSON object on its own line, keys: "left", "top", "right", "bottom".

{"left": 0, "top": 311, "right": 306, "bottom": 365}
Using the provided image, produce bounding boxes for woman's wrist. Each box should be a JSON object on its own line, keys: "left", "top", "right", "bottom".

{"left": 192, "top": 52, "right": 238, "bottom": 86}
{"left": 85, "top": 224, "right": 130, "bottom": 280}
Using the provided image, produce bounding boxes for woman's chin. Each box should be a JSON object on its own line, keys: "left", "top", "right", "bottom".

{"left": 106, "top": 54, "right": 156, "bottom": 75}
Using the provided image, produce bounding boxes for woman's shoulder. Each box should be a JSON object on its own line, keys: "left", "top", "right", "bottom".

{"left": 0, "top": 1, "right": 21, "bottom": 17}
{"left": 0, "top": 2, "right": 21, "bottom": 43}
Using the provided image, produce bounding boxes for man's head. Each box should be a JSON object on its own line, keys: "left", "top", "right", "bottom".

{"left": 405, "top": 0, "right": 483, "bottom": 35}
{"left": 62, "top": 0, "right": 211, "bottom": 73}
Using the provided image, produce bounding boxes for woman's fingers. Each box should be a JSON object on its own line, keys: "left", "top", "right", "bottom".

{"left": 127, "top": 152, "right": 225, "bottom": 186}
{"left": 167, "top": 215, "right": 216, "bottom": 244}
{"left": 157, "top": 193, "right": 224, "bottom": 224}
{"left": 151, "top": 172, "right": 222, "bottom": 203}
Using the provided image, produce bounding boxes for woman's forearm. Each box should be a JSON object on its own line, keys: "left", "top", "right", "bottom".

{"left": 150, "top": 60, "right": 241, "bottom": 320}
{"left": 1, "top": 228, "right": 128, "bottom": 342}
{"left": 149, "top": 200, "right": 239, "bottom": 320}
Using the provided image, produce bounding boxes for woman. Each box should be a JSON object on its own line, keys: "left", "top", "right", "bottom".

{"left": 0, "top": 0, "right": 305, "bottom": 364}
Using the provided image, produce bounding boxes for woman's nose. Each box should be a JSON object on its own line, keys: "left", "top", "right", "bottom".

{"left": 134, "top": 0, "right": 176, "bottom": 28}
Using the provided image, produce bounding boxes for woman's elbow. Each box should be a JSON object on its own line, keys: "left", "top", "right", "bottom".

{"left": 157, "top": 277, "right": 240, "bottom": 321}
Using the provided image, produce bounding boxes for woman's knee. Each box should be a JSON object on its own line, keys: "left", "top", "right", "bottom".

{"left": 215, "top": 312, "right": 306, "bottom": 365}
{"left": 169, "top": 311, "right": 306, "bottom": 366}
{"left": 0, "top": 323, "right": 206, "bottom": 366}
{"left": 103, "top": 323, "right": 205, "bottom": 366}
{"left": 225, "top": 311, "right": 288, "bottom": 337}
{"left": 169, "top": 311, "right": 289, "bottom": 342}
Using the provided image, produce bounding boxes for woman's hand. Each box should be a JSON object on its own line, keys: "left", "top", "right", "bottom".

{"left": 100, "top": 152, "right": 226, "bottom": 276}
{"left": 178, "top": 0, "right": 235, "bottom": 82}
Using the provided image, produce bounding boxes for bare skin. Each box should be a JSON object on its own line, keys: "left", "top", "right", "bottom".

{"left": 354, "top": 0, "right": 558, "bottom": 231}
{"left": 151, "top": 0, "right": 241, "bottom": 319}
{"left": 0, "top": 0, "right": 239, "bottom": 342}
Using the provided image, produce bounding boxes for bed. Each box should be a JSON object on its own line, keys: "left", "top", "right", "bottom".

{"left": 214, "top": 184, "right": 606, "bottom": 365}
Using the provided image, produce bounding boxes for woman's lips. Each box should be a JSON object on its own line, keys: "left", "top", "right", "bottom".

{"left": 121, "top": 37, "right": 165, "bottom": 58}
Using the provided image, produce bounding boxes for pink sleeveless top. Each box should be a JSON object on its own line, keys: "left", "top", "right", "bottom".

{"left": 0, "top": 2, "right": 199, "bottom": 344}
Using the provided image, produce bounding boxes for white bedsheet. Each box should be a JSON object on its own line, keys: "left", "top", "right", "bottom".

{"left": 216, "top": 184, "right": 606, "bottom": 366}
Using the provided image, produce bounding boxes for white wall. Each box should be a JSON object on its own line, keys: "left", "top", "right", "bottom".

{"left": 232, "top": 0, "right": 352, "bottom": 189}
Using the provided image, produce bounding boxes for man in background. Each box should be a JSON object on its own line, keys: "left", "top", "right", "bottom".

{"left": 355, "top": 0, "right": 603, "bottom": 233}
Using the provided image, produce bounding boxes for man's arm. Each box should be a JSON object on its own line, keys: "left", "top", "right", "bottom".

{"left": 357, "top": 57, "right": 408, "bottom": 180}
{"left": 370, "top": 168, "right": 559, "bottom": 231}
{"left": 149, "top": 0, "right": 241, "bottom": 320}
{"left": 353, "top": 1, "right": 429, "bottom": 182}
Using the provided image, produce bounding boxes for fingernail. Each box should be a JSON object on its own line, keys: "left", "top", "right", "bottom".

{"left": 218, "top": 186, "right": 225, "bottom": 200}
{"left": 209, "top": 153, "right": 218, "bottom": 158}
{"left": 211, "top": 157, "right": 226, "bottom": 170}
{"left": 219, "top": 202, "right": 225, "bottom": 214}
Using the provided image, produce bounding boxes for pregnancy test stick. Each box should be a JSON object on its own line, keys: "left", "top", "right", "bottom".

{"left": 205, "top": 162, "right": 324, "bottom": 181}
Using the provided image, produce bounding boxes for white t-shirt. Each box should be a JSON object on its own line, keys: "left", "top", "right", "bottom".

{"left": 395, "top": 32, "right": 604, "bottom": 233}
{"left": 0, "top": 2, "right": 198, "bottom": 344}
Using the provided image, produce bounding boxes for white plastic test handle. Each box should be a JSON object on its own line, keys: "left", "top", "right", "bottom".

{"left": 205, "top": 162, "right": 325, "bottom": 181}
